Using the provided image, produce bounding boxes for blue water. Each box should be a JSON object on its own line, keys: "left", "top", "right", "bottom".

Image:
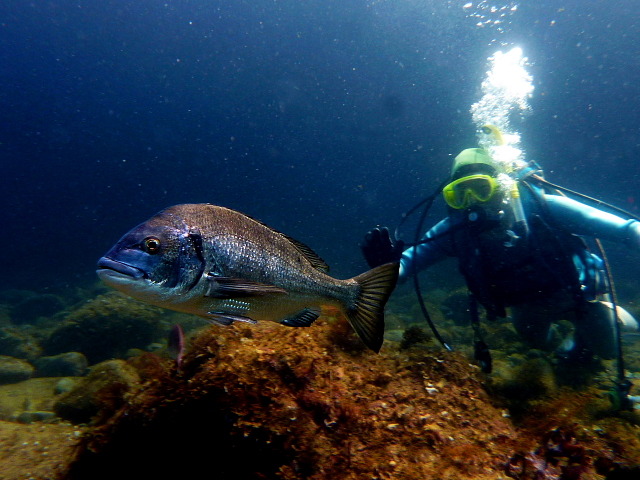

{"left": 2, "top": 0, "right": 640, "bottom": 292}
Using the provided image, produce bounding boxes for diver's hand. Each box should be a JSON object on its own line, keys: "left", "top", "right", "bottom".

{"left": 361, "top": 227, "right": 404, "bottom": 268}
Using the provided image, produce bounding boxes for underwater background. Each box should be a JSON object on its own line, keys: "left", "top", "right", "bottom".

{"left": 2, "top": 0, "right": 640, "bottom": 292}
{"left": 2, "top": 1, "right": 640, "bottom": 479}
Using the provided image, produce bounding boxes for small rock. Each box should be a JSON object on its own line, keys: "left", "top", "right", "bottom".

{"left": 12, "top": 293, "right": 65, "bottom": 324}
{"left": 54, "top": 359, "right": 141, "bottom": 424}
{"left": 43, "top": 293, "right": 160, "bottom": 364}
{"left": 54, "top": 377, "right": 78, "bottom": 395}
{"left": 0, "top": 327, "right": 42, "bottom": 361}
{"left": 0, "top": 355, "right": 34, "bottom": 384}
{"left": 16, "top": 410, "right": 57, "bottom": 424}
{"left": 34, "top": 352, "right": 88, "bottom": 377}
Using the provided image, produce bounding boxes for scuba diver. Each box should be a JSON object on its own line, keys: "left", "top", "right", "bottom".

{"left": 361, "top": 140, "right": 640, "bottom": 377}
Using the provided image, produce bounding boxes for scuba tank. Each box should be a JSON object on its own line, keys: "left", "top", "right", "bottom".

{"left": 481, "top": 124, "right": 529, "bottom": 237}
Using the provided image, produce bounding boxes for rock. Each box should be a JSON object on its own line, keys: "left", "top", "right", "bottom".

{"left": 35, "top": 352, "right": 88, "bottom": 377}
{"left": 0, "top": 305, "right": 10, "bottom": 328}
{"left": 54, "top": 377, "right": 79, "bottom": 395}
{"left": 63, "top": 319, "right": 521, "bottom": 480}
{"left": 0, "top": 355, "right": 34, "bottom": 384}
{"left": 16, "top": 410, "right": 57, "bottom": 424}
{"left": 43, "top": 293, "right": 162, "bottom": 364}
{"left": 54, "top": 359, "right": 141, "bottom": 424}
{"left": 12, "top": 293, "right": 65, "bottom": 324}
{"left": 0, "top": 289, "right": 35, "bottom": 305}
{"left": 0, "top": 377, "right": 64, "bottom": 420}
{"left": 0, "top": 327, "right": 42, "bottom": 361}
{"left": 441, "top": 290, "right": 473, "bottom": 326}
{"left": 384, "top": 328, "right": 405, "bottom": 343}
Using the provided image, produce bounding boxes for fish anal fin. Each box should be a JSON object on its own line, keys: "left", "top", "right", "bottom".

{"left": 280, "top": 308, "right": 321, "bottom": 327}
{"left": 205, "top": 275, "right": 288, "bottom": 298}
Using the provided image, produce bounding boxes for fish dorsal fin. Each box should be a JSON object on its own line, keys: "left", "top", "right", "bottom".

{"left": 280, "top": 234, "right": 330, "bottom": 273}
{"left": 238, "top": 210, "right": 330, "bottom": 273}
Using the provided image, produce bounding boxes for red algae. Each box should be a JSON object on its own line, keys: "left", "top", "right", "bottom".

{"left": 60, "top": 313, "right": 640, "bottom": 480}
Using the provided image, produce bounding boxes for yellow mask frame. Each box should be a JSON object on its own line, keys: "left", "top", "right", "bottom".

{"left": 442, "top": 174, "right": 499, "bottom": 209}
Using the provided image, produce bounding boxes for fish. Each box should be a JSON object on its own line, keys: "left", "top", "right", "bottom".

{"left": 97, "top": 204, "right": 399, "bottom": 352}
{"left": 167, "top": 324, "right": 185, "bottom": 369}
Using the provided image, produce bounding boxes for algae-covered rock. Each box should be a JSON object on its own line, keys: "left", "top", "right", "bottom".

{"left": 0, "top": 355, "right": 34, "bottom": 384}
{"left": 0, "top": 377, "right": 78, "bottom": 421}
{"left": 488, "top": 356, "right": 559, "bottom": 417}
{"left": 54, "top": 359, "right": 141, "bottom": 425}
{"left": 0, "top": 326, "right": 42, "bottom": 361}
{"left": 16, "top": 410, "right": 58, "bottom": 424}
{"left": 440, "top": 290, "right": 472, "bottom": 326}
{"left": 0, "top": 305, "right": 10, "bottom": 328}
{"left": 55, "top": 312, "right": 640, "bottom": 480}
{"left": 43, "top": 293, "right": 163, "bottom": 364}
{"left": 35, "top": 352, "right": 88, "bottom": 377}
{"left": 63, "top": 319, "right": 522, "bottom": 480}
{"left": 55, "top": 377, "right": 80, "bottom": 395}
{"left": 400, "top": 325, "right": 431, "bottom": 349}
{"left": 11, "top": 293, "right": 66, "bottom": 324}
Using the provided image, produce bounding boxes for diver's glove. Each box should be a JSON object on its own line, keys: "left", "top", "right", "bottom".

{"left": 361, "top": 227, "right": 405, "bottom": 268}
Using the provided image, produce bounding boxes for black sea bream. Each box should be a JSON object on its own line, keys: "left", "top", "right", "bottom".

{"left": 97, "top": 204, "right": 398, "bottom": 351}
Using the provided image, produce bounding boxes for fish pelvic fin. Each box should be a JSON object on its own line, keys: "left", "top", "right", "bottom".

{"left": 347, "top": 262, "right": 399, "bottom": 352}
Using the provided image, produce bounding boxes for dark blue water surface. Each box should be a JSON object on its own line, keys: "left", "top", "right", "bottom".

{"left": 1, "top": 0, "right": 640, "bottom": 291}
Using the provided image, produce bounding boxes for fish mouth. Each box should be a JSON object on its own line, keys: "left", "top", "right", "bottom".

{"left": 96, "top": 257, "right": 146, "bottom": 281}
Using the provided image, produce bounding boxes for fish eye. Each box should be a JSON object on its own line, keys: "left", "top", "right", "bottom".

{"left": 143, "top": 237, "right": 161, "bottom": 254}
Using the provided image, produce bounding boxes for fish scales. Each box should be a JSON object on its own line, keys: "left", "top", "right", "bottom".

{"left": 193, "top": 205, "right": 347, "bottom": 297}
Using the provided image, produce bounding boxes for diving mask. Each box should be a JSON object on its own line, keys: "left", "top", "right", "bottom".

{"left": 442, "top": 174, "right": 499, "bottom": 209}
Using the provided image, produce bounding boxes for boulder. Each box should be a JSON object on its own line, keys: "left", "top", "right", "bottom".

{"left": 54, "top": 359, "right": 141, "bottom": 424}
{"left": 35, "top": 352, "right": 88, "bottom": 377}
{"left": 0, "top": 355, "right": 34, "bottom": 384}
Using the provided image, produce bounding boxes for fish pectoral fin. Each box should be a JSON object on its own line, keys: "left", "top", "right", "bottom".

{"left": 280, "top": 308, "right": 321, "bottom": 327}
{"left": 205, "top": 312, "right": 258, "bottom": 326}
{"left": 204, "top": 275, "right": 288, "bottom": 298}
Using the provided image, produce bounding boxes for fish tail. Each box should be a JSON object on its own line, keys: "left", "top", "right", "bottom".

{"left": 346, "top": 262, "right": 399, "bottom": 352}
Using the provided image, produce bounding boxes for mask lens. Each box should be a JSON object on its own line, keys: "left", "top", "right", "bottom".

{"left": 464, "top": 177, "right": 493, "bottom": 200}
{"left": 443, "top": 175, "right": 497, "bottom": 209}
